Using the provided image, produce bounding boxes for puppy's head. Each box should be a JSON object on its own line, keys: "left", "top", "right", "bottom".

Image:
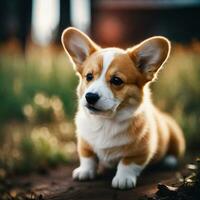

{"left": 62, "top": 27, "right": 170, "bottom": 117}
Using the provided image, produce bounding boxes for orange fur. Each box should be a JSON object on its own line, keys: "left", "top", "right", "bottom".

{"left": 78, "top": 136, "right": 95, "bottom": 158}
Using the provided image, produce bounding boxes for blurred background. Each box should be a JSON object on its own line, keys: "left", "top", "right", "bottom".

{"left": 0, "top": 0, "right": 200, "bottom": 176}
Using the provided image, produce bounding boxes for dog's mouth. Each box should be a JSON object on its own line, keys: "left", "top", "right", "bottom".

{"left": 86, "top": 104, "right": 102, "bottom": 112}
{"left": 85, "top": 104, "right": 117, "bottom": 117}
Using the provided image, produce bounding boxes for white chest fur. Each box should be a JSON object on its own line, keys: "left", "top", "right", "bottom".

{"left": 75, "top": 107, "right": 135, "bottom": 163}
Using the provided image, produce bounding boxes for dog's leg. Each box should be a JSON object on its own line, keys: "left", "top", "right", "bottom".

{"left": 73, "top": 156, "right": 97, "bottom": 180}
{"left": 112, "top": 160, "right": 144, "bottom": 189}
{"left": 112, "top": 156, "right": 148, "bottom": 189}
{"left": 73, "top": 137, "right": 97, "bottom": 181}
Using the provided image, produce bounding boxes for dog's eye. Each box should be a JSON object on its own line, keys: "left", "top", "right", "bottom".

{"left": 86, "top": 73, "right": 93, "bottom": 81}
{"left": 110, "top": 76, "right": 123, "bottom": 86}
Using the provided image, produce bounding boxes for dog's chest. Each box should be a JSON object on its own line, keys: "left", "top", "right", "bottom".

{"left": 76, "top": 111, "right": 133, "bottom": 162}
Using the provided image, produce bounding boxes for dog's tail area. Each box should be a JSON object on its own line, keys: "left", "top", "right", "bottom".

{"left": 167, "top": 118, "right": 186, "bottom": 159}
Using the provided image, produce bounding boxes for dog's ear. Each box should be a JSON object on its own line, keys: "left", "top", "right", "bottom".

{"left": 62, "top": 27, "right": 99, "bottom": 73}
{"left": 127, "top": 36, "right": 171, "bottom": 82}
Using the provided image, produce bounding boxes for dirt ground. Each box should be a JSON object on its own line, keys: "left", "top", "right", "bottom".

{"left": 2, "top": 162, "right": 188, "bottom": 200}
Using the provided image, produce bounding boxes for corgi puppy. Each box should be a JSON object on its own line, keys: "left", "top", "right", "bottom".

{"left": 61, "top": 27, "right": 185, "bottom": 189}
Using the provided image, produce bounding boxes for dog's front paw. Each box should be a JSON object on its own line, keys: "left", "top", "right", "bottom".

{"left": 72, "top": 167, "right": 96, "bottom": 181}
{"left": 112, "top": 174, "right": 137, "bottom": 189}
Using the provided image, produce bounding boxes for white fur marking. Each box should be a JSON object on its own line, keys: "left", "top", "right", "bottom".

{"left": 102, "top": 50, "right": 116, "bottom": 75}
{"left": 76, "top": 106, "right": 134, "bottom": 151}
{"left": 112, "top": 161, "right": 143, "bottom": 189}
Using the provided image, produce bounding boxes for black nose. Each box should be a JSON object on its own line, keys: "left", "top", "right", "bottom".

{"left": 85, "top": 92, "right": 100, "bottom": 105}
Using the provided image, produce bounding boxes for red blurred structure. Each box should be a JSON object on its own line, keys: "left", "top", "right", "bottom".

{"left": 91, "top": 0, "right": 200, "bottom": 47}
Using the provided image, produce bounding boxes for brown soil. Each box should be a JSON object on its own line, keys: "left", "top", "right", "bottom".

{"left": 1, "top": 163, "right": 188, "bottom": 200}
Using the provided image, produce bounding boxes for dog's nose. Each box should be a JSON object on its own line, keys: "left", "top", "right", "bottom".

{"left": 85, "top": 92, "right": 100, "bottom": 105}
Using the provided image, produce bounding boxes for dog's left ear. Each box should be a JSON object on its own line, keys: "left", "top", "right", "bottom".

{"left": 62, "top": 27, "right": 99, "bottom": 73}
{"left": 127, "top": 36, "right": 171, "bottom": 82}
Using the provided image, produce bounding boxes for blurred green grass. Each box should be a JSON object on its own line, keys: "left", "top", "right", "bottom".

{"left": 0, "top": 49, "right": 78, "bottom": 174}
{"left": 0, "top": 43, "right": 200, "bottom": 175}
{"left": 0, "top": 50, "right": 78, "bottom": 122}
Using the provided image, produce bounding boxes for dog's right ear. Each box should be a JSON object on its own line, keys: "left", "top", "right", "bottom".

{"left": 61, "top": 27, "right": 99, "bottom": 73}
